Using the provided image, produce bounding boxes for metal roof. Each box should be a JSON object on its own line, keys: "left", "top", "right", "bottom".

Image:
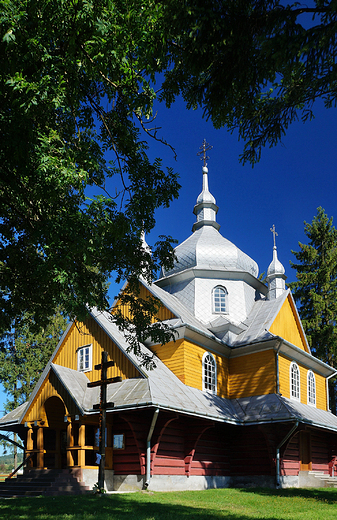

{"left": 1, "top": 308, "right": 337, "bottom": 433}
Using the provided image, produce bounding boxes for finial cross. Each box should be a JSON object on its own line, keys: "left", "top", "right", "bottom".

{"left": 270, "top": 224, "right": 278, "bottom": 248}
{"left": 197, "top": 139, "right": 213, "bottom": 166}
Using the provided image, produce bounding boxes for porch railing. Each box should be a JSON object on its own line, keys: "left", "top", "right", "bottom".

{"left": 329, "top": 455, "right": 337, "bottom": 477}
{"left": 7, "top": 454, "right": 33, "bottom": 480}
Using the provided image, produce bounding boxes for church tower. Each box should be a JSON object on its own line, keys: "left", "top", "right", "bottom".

{"left": 266, "top": 225, "right": 286, "bottom": 299}
{"left": 156, "top": 140, "right": 267, "bottom": 343}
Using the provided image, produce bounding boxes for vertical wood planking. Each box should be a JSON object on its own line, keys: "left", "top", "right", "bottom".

{"left": 278, "top": 355, "right": 327, "bottom": 410}
{"left": 269, "top": 295, "right": 308, "bottom": 352}
{"left": 229, "top": 350, "right": 275, "bottom": 398}
{"left": 53, "top": 317, "right": 142, "bottom": 382}
{"left": 151, "top": 339, "right": 229, "bottom": 397}
{"left": 112, "top": 283, "right": 176, "bottom": 323}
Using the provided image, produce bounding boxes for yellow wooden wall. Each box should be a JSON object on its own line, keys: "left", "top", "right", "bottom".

{"left": 269, "top": 295, "right": 308, "bottom": 352}
{"left": 228, "top": 350, "right": 276, "bottom": 399}
{"left": 151, "top": 339, "right": 186, "bottom": 383}
{"left": 23, "top": 371, "right": 79, "bottom": 424}
{"left": 22, "top": 316, "right": 143, "bottom": 424}
{"left": 151, "top": 339, "right": 229, "bottom": 398}
{"left": 53, "top": 317, "right": 141, "bottom": 383}
{"left": 278, "top": 355, "right": 327, "bottom": 410}
{"left": 113, "top": 283, "right": 176, "bottom": 323}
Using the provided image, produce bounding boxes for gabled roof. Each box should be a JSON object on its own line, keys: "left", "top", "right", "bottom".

{"left": 0, "top": 402, "right": 28, "bottom": 430}
{"left": 51, "top": 364, "right": 99, "bottom": 413}
{"left": 90, "top": 308, "right": 239, "bottom": 422}
{"left": 232, "top": 291, "right": 288, "bottom": 347}
{"left": 1, "top": 306, "right": 337, "bottom": 433}
{"left": 140, "top": 278, "right": 216, "bottom": 339}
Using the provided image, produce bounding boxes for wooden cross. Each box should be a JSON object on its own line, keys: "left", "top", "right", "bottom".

{"left": 270, "top": 224, "right": 278, "bottom": 248}
{"left": 87, "top": 351, "right": 121, "bottom": 492}
{"left": 197, "top": 139, "right": 213, "bottom": 166}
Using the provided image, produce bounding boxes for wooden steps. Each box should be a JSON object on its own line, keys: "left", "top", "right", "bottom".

{"left": 0, "top": 469, "right": 90, "bottom": 498}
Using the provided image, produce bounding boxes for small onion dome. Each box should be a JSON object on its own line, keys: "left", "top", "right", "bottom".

{"left": 266, "top": 246, "right": 286, "bottom": 299}
{"left": 192, "top": 166, "right": 220, "bottom": 232}
{"left": 196, "top": 166, "right": 216, "bottom": 205}
{"left": 267, "top": 246, "right": 285, "bottom": 277}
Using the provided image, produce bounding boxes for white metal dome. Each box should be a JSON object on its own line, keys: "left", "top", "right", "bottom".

{"left": 161, "top": 164, "right": 259, "bottom": 279}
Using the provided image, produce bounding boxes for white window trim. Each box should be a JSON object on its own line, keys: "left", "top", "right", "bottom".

{"left": 212, "top": 285, "right": 228, "bottom": 314}
{"left": 290, "top": 361, "right": 300, "bottom": 401}
{"left": 202, "top": 351, "right": 217, "bottom": 395}
{"left": 77, "top": 344, "right": 93, "bottom": 372}
{"left": 307, "top": 370, "right": 316, "bottom": 407}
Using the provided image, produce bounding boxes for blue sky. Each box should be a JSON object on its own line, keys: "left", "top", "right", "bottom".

{"left": 1, "top": 96, "right": 337, "bottom": 432}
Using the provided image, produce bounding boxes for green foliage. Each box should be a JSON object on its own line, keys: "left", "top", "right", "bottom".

{"left": 0, "top": 308, "right": 68, "bottom": 412}
{"left": 0, "top": 452, "right": 23, "bottom": 471}
{"left": 2, "top": 1, "right": 336, "bottom": 363}
{"left": 0, "top": 0, "right": 180, "bottom": 337}
{"left": 92, "top": 481, "right": 106, "bottom": 494}
{"left": 290, "top": 208, "right": 337, "bottom": 412}
{"left": 113, "top": 276, "right": 176, "bottom": 369}
{"left": 160, "top": 1, "right": 337, "bottom": 164}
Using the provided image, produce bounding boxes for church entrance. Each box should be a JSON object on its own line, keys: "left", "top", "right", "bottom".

{"left": 43, "top": 397, "right": 67, "bottom": 469}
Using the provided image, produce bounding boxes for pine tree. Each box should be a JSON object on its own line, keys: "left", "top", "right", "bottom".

{"left": 290, "top": 208, "right": 337, "bottom": 413}
{"left": 0, "top": 308, "right": 68, "bottom": 412}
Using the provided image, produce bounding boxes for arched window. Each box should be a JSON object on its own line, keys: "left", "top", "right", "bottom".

{"left": 202, "top": 352, "right": 217, "bottom": 394}
{"left": 213, "top": 286, "right": 228, "bottom": 314}
{"left": 307, "top": 370, "right": 316, "bottom": 406}
{"left": 290, "top": 362, "right": 300, "bottom": 400}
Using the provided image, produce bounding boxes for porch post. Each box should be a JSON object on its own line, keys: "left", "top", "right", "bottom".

{"left": 67, "top": 420, "right": 74, "bottom": 467}
{"left": 26, "top": 426, "right": 34, "bottom": 468}
{"left": 78, "top": 423, "right": 85, "bottom": 467}
{"left": 37, "top": 426, "right": 44, "bottom": 469}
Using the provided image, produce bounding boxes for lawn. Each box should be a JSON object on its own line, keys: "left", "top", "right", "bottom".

{"left": 0, "top": 487, "right": 336, "bottom": 520}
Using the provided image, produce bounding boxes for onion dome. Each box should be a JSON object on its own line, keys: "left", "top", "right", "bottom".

{"left": 192, "top": 166, "right": 220, "bottom": 232}
{"left": 161, "top": 163, "right": 259, "bottom": 278}
{"left": 266, "top": 225, "right": 286, "bottom": 299}
{"left": 267, "top": 246, "right": 285, "bottom": 278}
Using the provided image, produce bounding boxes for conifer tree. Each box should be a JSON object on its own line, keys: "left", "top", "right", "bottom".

{"left": 290, "top": 208, "right": 337, "bottom": 413}
{"left": 0, "top": 308, "right": 68, "bottom": 412}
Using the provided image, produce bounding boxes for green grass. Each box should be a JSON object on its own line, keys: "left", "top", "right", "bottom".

{"left": 0, "top": 488, "right": 336, "bottom": 520}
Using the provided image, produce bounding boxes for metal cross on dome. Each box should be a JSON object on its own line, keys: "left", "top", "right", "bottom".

{"left": 197, "top": 139, "right": 213, "bottom": 166}
{"left": 270, "top": 224, "right": 278, "bottom": 248}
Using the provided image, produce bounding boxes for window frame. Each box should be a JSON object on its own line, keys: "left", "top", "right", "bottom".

{"left": 212, "top": 285, "right": 228, "bottom": 314}
{"left": 307, "top": 370, "right": 316, "bottom": 407}
{"left": 290, "top": 361, "right": 300, "bottom": 401}
{"left": 77, "top": 344, "right": 93, "bottom": 373}
{"left": 202, "top": 351, "right": 217, "bottom": 395}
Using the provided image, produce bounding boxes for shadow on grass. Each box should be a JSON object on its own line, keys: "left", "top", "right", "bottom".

{"left": 0, "top": 492, "right": 281, "bottom": 520}
{"left": 238, "top": 486, "right": 337, "bottom": 504}
{"left": 1, "top": 488, "right": 337, "bottom": 520}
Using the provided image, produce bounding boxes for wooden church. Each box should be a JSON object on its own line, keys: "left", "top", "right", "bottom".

{"left": 1, "top": 158, "right": 337, "bottom": 491}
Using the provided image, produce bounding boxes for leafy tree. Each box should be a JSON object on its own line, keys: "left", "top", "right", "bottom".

{"left": 0, "top": 0, "right": 179, "bottom": 343}
{"left": 0, "top": 308, "right": 69, "bottom": 411}
{"left": 162, "top": 0, "right": 337, "bottom": 164}
{"left": 0, "top": 308, "right": 68, "bottom": 462}
{"left": 290, "top": 208, "right": 337, "bottom": 413}
{"left": 2, "top": 0, "right": 337, "bottom": 356}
